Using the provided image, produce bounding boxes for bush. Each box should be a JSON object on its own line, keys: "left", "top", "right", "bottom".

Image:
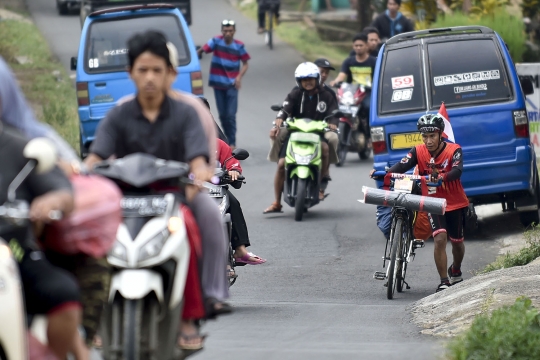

{"left": 481, "top": 224, "right": 540, "bottom": 274}
{"left": 430, "top": 10, "right": 526, "bottom": 62}
{"left": 446, "top": 297, "right": 540, "bottom": 360}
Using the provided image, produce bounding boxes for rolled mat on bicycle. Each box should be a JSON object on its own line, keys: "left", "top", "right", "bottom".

{"left": 359, "top": 186, "right": 447, "bottom": 215}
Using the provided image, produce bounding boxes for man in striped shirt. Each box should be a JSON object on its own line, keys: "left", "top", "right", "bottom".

{"left": 197, "top": 20, "right": 250, "bottom": 149}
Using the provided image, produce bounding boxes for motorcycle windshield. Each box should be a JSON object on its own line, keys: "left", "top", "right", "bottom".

{"left": 93, "top": 153, "right": 190, "bottom": 188}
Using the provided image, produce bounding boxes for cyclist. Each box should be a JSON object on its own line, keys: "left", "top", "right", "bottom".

{"left": 370, "top": 114, "right": 469, "bottom": 293}
{"left": 264, "top": 62, "right": 339, "bottom": 213}
{"left": 257, "top": 0, "right": 281, "bottom": 34}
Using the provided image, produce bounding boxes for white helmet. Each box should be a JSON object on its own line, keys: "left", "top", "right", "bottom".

{"left": 295, "top": 62, "right": 321, "bottom": 89}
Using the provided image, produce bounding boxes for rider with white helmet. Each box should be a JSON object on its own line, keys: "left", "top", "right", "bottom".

{"left": 264, "top": 62, "right": 339, "bottom": 214}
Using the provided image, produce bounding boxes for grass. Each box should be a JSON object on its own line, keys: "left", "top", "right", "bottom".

{"left": 0, "top": 18, "right": 79, "bottom": 149}
{"left": 237, "top": 1, "right": 351, "bottom": 67}
{"left": 446, "top": 297, "right": 540, "bottom": 360}
{"left": 481, "top": 224, "right": 540, "bottom": 274}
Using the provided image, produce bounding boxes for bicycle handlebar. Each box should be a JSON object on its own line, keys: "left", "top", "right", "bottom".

{"left": 371, "top": 171, "right": 443, "bottom": 187}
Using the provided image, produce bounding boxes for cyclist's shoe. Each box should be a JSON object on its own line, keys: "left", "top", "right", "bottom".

{"left": 436, "top": 281, "right": 451, "bottom": 293}
{"left": 412, "top": 239, "right": 425, "bottom": 249}
{"left": 448, "top": 265, "right": 463, "bottom": 285}
{"left": 257, "top": 27, "right": 265, "bottom": 34}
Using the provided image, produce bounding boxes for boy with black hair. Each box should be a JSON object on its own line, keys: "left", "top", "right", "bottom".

{"left": 370, "top": 0, "right": 414, "bottom": 42}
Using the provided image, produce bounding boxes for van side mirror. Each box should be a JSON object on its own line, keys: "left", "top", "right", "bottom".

{"left": 270, "top": 104, "right": 283, "bottom": 112}
{"left": 232, "top": 148, "right": 249, "bottom": 161}
{"left": 519, "top": 76, "right": 534, "bottom": 96}
{"left": 70, "top": 57, "right": 77, "bottom": 71}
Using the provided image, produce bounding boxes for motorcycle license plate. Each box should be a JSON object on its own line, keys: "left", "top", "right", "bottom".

{"left": 390, "top": 132, "right": 423, "bottom": 150}
{"left": 121, "top": 196, "right": 168, "bottom": 217}
{"left": 350, "top": 106, "right": 359, "bottom": 116}
{"left": 339, "top": 105, "right": 351, "bottom": 113}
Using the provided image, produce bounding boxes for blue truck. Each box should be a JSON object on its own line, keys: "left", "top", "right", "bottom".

{"left": 71, "top": 1, "right": 201, "bottom": 158}
{"left": 370, "top": 26, "right": 538, "bottom": 228}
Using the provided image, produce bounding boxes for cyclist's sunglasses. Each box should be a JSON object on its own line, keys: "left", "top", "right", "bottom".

{"left": 222, "top": 19, "right": 236, "bottom": 27}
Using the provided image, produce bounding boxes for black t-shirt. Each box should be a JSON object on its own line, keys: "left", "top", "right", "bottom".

{"left": 278, "top": 85, "right": 339, "bottom": 125}
{"left": 90, "top": 96, "right": 210, "bottom": 163}
{"left": 0, "top": 123, "right": 72, "bottom": 249}
{"left": 340, "top": 55, "right": 377, "bottom": 85}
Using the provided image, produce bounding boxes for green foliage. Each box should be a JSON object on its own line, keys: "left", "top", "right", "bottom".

{"left": 481, "top": 224, "right": 540, "bottom": 274}
{"left": 0, "top": 19, "right": 79, "bottom": 149}
{"left": 429, "top": 10, "right": 526, "bottom": 62}
{"left": 446, "top": 297, "right": 540, "bottom": 360}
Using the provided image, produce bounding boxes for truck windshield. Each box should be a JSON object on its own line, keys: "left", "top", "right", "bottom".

{"left": 85, "top": 14, "right": 190, "bottom": 73}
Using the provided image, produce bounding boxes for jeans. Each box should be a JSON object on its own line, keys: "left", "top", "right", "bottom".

{"left": 214, "top": 87, "right": 239, "bottom": 146}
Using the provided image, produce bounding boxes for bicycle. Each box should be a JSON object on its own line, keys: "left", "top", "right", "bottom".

{"left": 365, "top": 172, "right": 445, "bottom": 299}
{"left": 263, "top": 0, "right": 280, "bottom": 50}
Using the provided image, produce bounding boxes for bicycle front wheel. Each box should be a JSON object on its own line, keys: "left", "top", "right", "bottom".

{"left": 387, "top": 218, "right": 402, "bottom": 300}
{"left": 397, "top": 219, "right": 409, "bottom": 292}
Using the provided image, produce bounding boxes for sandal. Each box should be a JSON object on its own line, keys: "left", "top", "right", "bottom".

{"left": 234, "top": 252, "right": 266, "bottom": 265}
{"left": 178, "top": 333, "right": 206, "bottom": 351}
{"left": 263, "top": 202, "right": 283, "bottom": 214}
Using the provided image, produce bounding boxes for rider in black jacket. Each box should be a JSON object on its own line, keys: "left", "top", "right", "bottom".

{"left": 264, "top": 62, "right": 338, "bottom": 214}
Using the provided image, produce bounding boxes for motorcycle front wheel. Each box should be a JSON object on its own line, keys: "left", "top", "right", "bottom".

{"left": 295, "top": 178, "right": 307, "bottom": 221}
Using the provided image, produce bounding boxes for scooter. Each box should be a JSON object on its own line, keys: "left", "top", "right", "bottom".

{"left": 270, "top": 105, "right": 341, "bottom": 221}
{"left": 0, "top": 138, "right": 70, "bottom": 360}
{"left": 204, "top": 148, "right": 249, "bottom": 287}
{"left": 335, "top": 82, "right": 371, "bottom": 165}
{"left": 92, "top": 153, "right": 193, "bottom": 360}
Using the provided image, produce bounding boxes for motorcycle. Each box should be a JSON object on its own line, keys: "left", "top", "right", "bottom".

{"left": 93, "top": 153, "right": 193, "bottom": 360}
{"left": 270, "top": 105, "right": 341, "bottom": 221}
{"left": 204, "top": 148, "right": 249, "bottom": 287}
{"left": 335, "top": 82, "right": 372, "bottom": 165}
{"left": 0, "top": 138, "right": 75, "bottom": 360}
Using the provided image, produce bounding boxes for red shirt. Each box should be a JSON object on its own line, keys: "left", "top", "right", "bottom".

{"left": 217, "top": 139, "right": 242, "bottom": 173}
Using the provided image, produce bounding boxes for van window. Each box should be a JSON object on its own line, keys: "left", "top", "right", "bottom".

{"left": 428, "top": 39, "right": 512, "bottom": 108}
{"left": 379, "top": 45, "right": 425, "bottom": 114}
{"left": 85, "top": 14, "right": 190, "bottom": 74}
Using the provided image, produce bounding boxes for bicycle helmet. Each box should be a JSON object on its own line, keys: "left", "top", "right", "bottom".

{"left": 417, "top": 114, "right": 445, "bottom": 133}
{"left": 294, "top": 62, "right": 321, "bottom": 89}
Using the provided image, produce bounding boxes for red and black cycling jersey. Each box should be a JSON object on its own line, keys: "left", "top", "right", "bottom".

{"left": 388, "top": 142, "right": 469, "bottom": 211}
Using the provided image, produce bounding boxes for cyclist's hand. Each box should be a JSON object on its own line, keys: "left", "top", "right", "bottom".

{"left": 228, "top": 170, "right": 240, "bottom": 182}
{"left": 369, "top": 169, "right": 376, "bottom": 178}
{"left": 328, "top": 124, "right": 337, "bottom": 131}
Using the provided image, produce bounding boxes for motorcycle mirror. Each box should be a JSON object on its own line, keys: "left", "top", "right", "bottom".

{"left": 23, "top": 137, "right": 58, "bottom": 174}
{"left": 270, "top": 104, "right": 283, "bottom": 112}
{"left": 8, "top": 137, "right": 58, "bottom": 202}
{"left": 232, "top": 148, "right": 250, "bottom": 161}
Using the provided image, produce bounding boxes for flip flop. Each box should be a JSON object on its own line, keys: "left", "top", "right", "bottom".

{"left": 263, "top": 202, "right": 283, "bottom": 214}
{"left": 178, "top": 333, "right": 207, "bottom": 351}
{"left": 234, "top": 252, "right": 267, "bottom": 265}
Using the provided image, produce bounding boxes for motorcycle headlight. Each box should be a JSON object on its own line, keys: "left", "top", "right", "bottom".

{"left": 138, "top": 228, "right": 169, "bottom": 262}
{"left": 294, "top": 153, "right": 313, "bottom": 165}
{"left": 110, "top": 241, "right": 128, "bottom": 261}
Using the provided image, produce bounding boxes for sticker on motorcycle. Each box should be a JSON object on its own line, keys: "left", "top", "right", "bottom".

{"left": 391, "top": 88, "right": 413, "bottom": 102}
{"left": 434, "top": 70, "right": 500, "bottom": 86}
{"left": 391, "top": 75, "right": 414, "bottom": 89}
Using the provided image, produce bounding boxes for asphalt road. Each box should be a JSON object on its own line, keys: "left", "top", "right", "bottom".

{"left": 25, "top": 0, "right": 525, "bottom": 358}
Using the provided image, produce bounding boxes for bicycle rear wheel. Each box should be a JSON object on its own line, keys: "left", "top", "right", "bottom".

{"left": 386, "top": 218, "right": 402, "bottom": 300}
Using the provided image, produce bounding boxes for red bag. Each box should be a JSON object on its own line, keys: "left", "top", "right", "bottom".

{"left": 43, "top": 174, "right": 122, "bottom": 258}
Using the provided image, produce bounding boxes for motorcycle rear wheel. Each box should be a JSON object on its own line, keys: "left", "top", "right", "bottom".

{"left": 295, "top": 178, "right": 307, "bottom": 221}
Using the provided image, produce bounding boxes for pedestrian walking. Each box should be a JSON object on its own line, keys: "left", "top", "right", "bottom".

{"left": 197, "top": 19, "right": 250, "bottom": 149}
{"left": 370, "top": 0, "right": 414, "bottom": 42}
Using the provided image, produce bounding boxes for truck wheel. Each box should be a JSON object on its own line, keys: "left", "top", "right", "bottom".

{"left": 519, "top": 173, "right": 540, "bottom": 228}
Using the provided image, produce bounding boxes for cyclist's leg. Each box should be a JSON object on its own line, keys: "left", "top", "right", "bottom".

{"left": 428, "top": 213, "right": 450, "bottom": 280}
{"left": 257, "top": 4, "right": 266, "bottom": 32}
{"left": 446, "top": 208, "right": 466, "bottom": 279}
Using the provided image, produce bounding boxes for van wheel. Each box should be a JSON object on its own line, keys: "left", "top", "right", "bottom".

{"left": 519, "top": 173, "right": 540, "bottom": 228}
{"left": 57, "top": 1, "right": 69, "bottom": 15}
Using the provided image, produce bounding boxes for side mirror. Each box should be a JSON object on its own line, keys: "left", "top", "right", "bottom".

{"left": 519, "top": 76, "right": 534, "bottom": 96}
{"left": 270, "top": 104, "right": 283, "bottom": 112}
{"left": 23, "top": 138, "right": 58, "bottom": 174}
{"left": 232, "top": 148, "right": 249, "bottom": 161}
{"left": 70, "top": 57, "right": 77, "bottom": 71}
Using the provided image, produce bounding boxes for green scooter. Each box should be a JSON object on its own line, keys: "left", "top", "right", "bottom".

{"left": 271, "top": 105, "right": 341, "bottom": 221}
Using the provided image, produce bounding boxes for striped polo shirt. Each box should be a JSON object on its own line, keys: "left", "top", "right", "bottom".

{"left": 202, "top": 35, "right": 251, "bottom": 89}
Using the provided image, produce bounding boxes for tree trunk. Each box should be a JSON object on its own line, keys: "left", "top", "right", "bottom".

{"left": 357, "top": 0, "right": 373, "bottom": 32}
{"left": 462, "top": 0, "right": 472, "bottom": 14}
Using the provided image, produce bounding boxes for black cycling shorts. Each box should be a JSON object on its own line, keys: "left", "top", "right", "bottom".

{"left": 19, "top": 250, "right": 81, "bottom": 316}
{"left": 428, "top": 208, "right": 467, "bottom": 242}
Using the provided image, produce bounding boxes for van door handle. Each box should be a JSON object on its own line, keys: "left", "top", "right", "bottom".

{"left": 95, "top": 82, "right": 106, "bottom": 87}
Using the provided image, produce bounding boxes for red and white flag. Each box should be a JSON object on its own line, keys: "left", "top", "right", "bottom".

{"left": 438, "top": 102, "right": 455, "bottom": 143}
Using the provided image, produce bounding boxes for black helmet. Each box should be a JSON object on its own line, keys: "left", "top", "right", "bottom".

{"left": 417, "top": 114, "right": 445, "bottom": 133}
